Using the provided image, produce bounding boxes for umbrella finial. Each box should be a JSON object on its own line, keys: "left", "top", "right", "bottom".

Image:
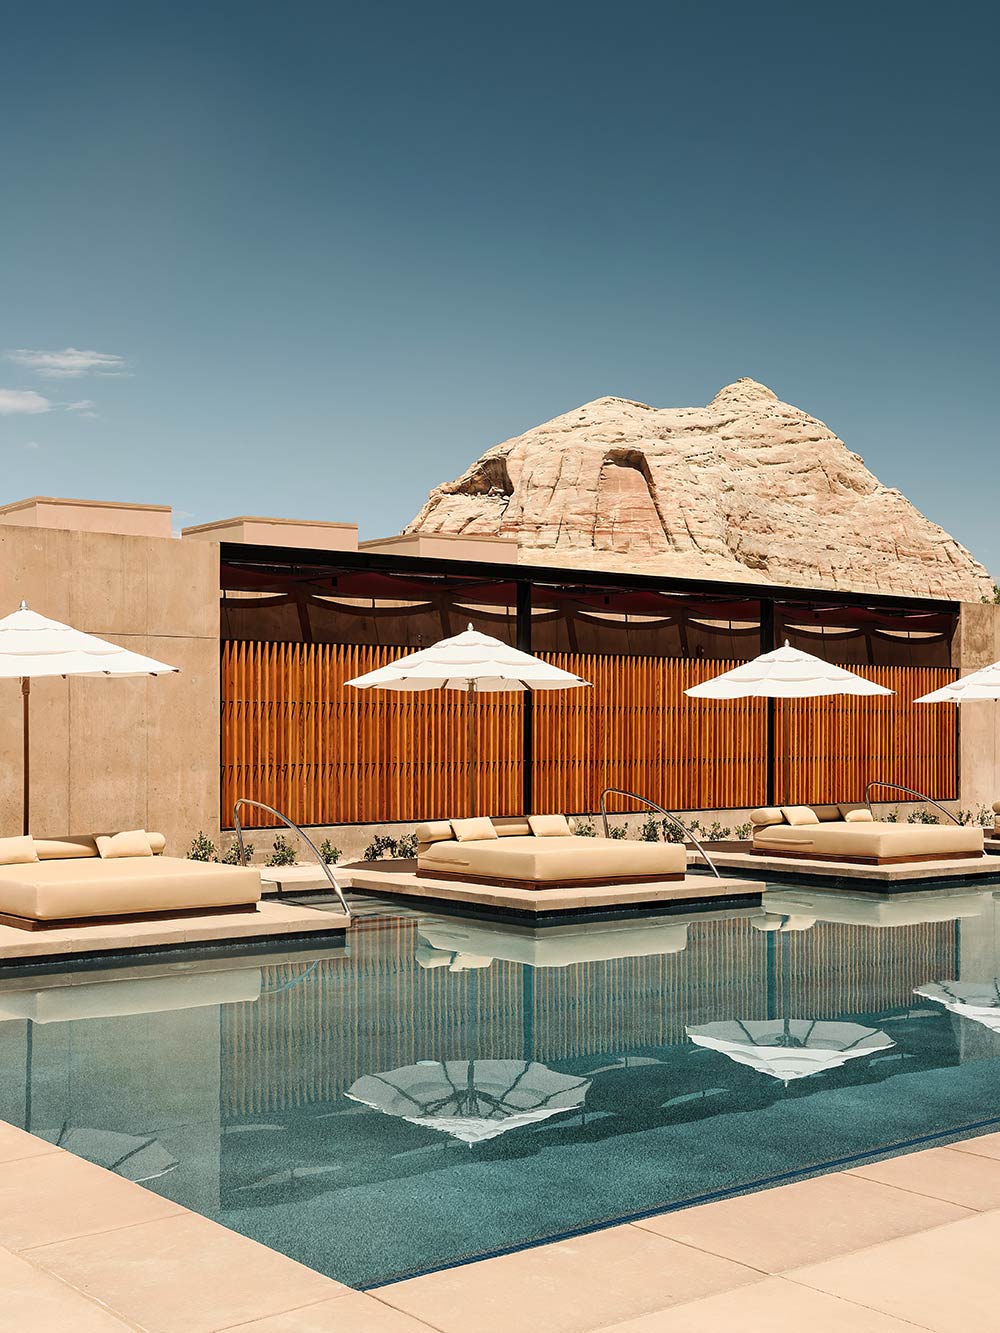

{"left": 468, "top": 622, "right": 474, "bottom": 631}
{"left": 783, "top": 639, "right": 790, "bottom": 648}
{"left": 18, "top": 600, "right": 27, "bottom": 612}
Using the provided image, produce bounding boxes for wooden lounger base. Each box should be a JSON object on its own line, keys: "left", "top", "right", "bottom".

{"left": 419, "top": 868, "right": 686, "bottom": 891}
{"left": 0, "top": 902, "right": 260, "bottom": 933}
{"left": 750, "top": 847, "right": 984, "bottom": 867}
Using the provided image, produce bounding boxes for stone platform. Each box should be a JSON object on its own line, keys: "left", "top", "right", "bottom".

{"left": 343, "top": 866, "right": 763, "bottom": 921}
{"left": 702, "top": 848, "right": 1000, "bottom": 891}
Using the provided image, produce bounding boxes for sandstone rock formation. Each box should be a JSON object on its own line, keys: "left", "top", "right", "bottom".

{"left": 406, "top": 379, "right": 991, "bottom": 601}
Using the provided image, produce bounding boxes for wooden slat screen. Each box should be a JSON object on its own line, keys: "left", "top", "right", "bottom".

{"left": 532, "top": 655, "right": 766, "bottom": 814}
{"left": 774, "top": 665, "right": 958, "bottom": 805}
{"left": 221, "top": 643, "right": 958, "bottom": 826}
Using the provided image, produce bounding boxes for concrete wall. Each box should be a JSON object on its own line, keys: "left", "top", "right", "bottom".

{"left": 956, "top": 601, "right": 1000, "bottom": 810}
{"left": 0, "top": 525, "right": 219, "bottom": 852}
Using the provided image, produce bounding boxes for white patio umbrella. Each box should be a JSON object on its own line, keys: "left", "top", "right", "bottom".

{"left": 914, "top": 661, "right": 1000, "bottom": 704}
{"left": 345, "top": 626, "right": 589, "bottom": 814}
{"left": 914, "top": 981, "right": 1000, "bottom": 1034}
{"left": 687, "top": 1019, "right": 894, "bottom": 1085}
{"left": 0, "top": 602, "right": 179, "bottom": 834}
{"left": 684, "top": 642, "right": 895, "bottom": 699}
{"left": 346, "top": 1059, "right": 591, "bottom": 1145}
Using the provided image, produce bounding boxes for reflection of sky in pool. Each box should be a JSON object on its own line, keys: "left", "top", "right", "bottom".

{"left": 2, "top": 886, "right": 1000, "bottom": 1289}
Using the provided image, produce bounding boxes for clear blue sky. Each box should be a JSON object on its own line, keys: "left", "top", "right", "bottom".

{"left": 1, "top": 1, "right": 996, "bottom": 576}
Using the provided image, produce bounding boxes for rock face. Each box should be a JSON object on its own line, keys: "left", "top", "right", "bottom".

{"left": 406, "top": 379, "right": 991, "bottom": 601}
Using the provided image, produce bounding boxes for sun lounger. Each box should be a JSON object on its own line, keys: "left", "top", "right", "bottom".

{"left": 0, "top": 831, "right": 262, "bottom": 930}
{"left": 415, "top": 815, "right": 686, "bottom": 889}
{"left": 750, "top": 805, "right": 984, "bottom": 865}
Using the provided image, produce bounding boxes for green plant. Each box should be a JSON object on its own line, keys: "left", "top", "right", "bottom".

{"left": 363, "top": 833, "right": 418, "bottom": 861}
{"left": 906, "top": 809, "right": 940, "bottom": 825}
{"left": 573, "top": 818, "right": 597, "bottom": 837}
{"left": 734, "top": 822, "right": 752, "bottom": 840}
{"left": 265, "top": 834, "right": 298, "bottom": 866}
{"left": 981, "top": 584, "right": 1000, "bottom": 605}
{"left": 187, "top": 831, "right": 218, "bottom": 862}
{"left": 660, "top": 819, "right": 686, "bottom": 844}
{"left": 884, "top": 807, "right": 900, "bottom": 823}
{"left": 318, "top": 838, "right": 341, "bottom": 864}
{"left": 221, "top": 838, "right": 253, "bottom": 865}
{"left": 607, "top": 823, "right": 627, "bottom": 839}
{"left": 704, "top": 821, "right": 732, "bottom": 841}
{"left": 639, "top": 815, "right": 661, "bottom": 842}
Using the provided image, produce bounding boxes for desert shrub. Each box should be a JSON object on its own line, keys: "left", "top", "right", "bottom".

{"left": 573, "top": 819, "right": 597, "bottom": 837}
{"left": 221, "top": 839, "right": 254, "bottom": 865}
{"left": 187, "top": 831, "right": 218, "bottom": 862}
{"left": 704, "top": 821, "right": 732, "bottom": 841}
{"left": 734, "top": 822, "right": 752, "bottom": 840}
{"left": 639, "top": 815, "right": 661, "bottom": 842}
{"left": 607, "top": 823, "right": 627, "bottom": 839}
{"left": 265, "top": 834, "right": 299, "bottom": 866}
{"left": 318, "top": 838, "right": 341, "bottom": 864}
{"left": 363, "top": 833, "right": 417, "bottom": 861}
{"left": 884, "top": 808, "right": 900, "bottom": 823}
{"left": 906, "top": 809, "right": 940, "bottom": 825}
{"left": 958, "top": 805, "right": 992, "bottom": 828}
{"left": 660, "top": 819, "right": 686, "bottom": 844}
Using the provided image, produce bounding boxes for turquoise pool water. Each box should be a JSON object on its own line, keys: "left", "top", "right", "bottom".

{"left": 2, "top": 886, "right": 1000, "bottom": 1288}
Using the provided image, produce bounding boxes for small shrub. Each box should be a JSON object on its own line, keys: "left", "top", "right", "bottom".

{"left": 573, "top": 818, "right": 597, "bottom": 837}
{"left": 906, "top": 809, "right": 940, "bottom": 825}
{"left": 318, "top": 838, "right": 341, "bottom": 864}
{"left": 687, "top": 819, "right": 703, "bottom": 835}
{"left": 363, "top": 833, "right": 418, "bottom": 861}
{"left": 265, "top": 834, "right": 299, "bottom": 867}
{"left": 221, "top": 839, "right": 254, "bottom": 865}
{"left": 187, "top": 831, "right": 218, "bottom": 862}
{"left": 734, "top": 822, "right": 752, "bottom": 841}
{"left": 607, "top": 823, "right": 627, "bottom": 839}
{"left": 660, "top": 819, "right": 686, "bottom": 844}
{"left": 639, "top": 815, "right": 661, "bottom": 842}
{"left": 958, "top": 804, "right": 994, "bottom": 828}
{"left": 884, "top": 808, "right": 900, "bottom": 823}
{"left": 704, "top": 821, "right": 732, "bottom": 841}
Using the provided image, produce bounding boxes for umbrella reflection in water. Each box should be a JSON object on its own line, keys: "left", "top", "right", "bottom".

{"left": 915, "top": 981, "right": 1000, "bottom": 1033}
{"left": 346, "top": 1060, "right": 591, "bottom": 1145}
{"left": 686, "top": 1019, "right": 895, "bottom": 1085}
{"left": 56, "top": 1126, "right": 178, "bottom": 1183}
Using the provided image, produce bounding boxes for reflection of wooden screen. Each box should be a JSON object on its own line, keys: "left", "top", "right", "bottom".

{"left": 221, "top": 642, "right": 958, "bottom": 825}
{"left": 774, "top": 666, "right": 958, "bottom": 806}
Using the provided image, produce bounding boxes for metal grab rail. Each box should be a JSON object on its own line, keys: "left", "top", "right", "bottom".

{"left": 599, "top": 786, "right": 721, "bottom": 878}
{"left": 232, "top": 799, "right": 352, "bottom": 917}
{"left": 864, "top": 781, "right": 961, "bottom": 826}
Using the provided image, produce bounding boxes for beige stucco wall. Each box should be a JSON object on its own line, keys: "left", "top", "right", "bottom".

{"left": 956, "top": 601, "right": 1000, "bottom": 809}
{"left": 0, "top": 525, "right": 219, "bottom": 852}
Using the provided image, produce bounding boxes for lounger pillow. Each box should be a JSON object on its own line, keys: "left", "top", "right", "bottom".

{"left": 450, "top": 817, "right": 499, "bottom": 843}
{"left": 843, "top": 808, "right": 875, "bottom": 822}
{"left": 780, "top": 806, "right": 820, "bottom": 827}
{"left": 95, "top": 829, "right": 154, "bottom": 859}
{"left": 415, "top": 821, "right": 454, "bottom": 845}
{"left": 527, "top": 814, "right": 573, "bottom": 837}
{"left": 0, "top": 835, "right": 38, "bottom": 866}
{"left": 750, "top": 808, "right": 785, "bottom": 827}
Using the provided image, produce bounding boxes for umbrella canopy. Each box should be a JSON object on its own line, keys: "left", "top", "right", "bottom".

{"left": 346, "top": 627, "right": 589, "bottom": 814}
{"left": 684, "top": 643, "right": 894, "bottom": 700}
{"left": 0, "top": 602, "right": 179, "bottom": 833}
{"left": 915, "top": 661, "right": 1000, "bottom": 704}
{"left": 345, "top": 626, "right": 589, "bottom": 693}
{"left": 346, "top": 1059, "right": 590, "bottom": 1144}
{"left": 687, "top": 1019, "right": 894, "bottom": 1083}
{"left": 915, "top": 981, "right": 1000, "bottom": 1033}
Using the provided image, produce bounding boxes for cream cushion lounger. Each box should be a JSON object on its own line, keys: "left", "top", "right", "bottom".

{"left": 416, "top": 820, "right": 686, "bottom": 889}
{"left": 752, "top": 820, "right": 984, "bottom": 864}
{"left": 0, "top": 831, "right": 261, "bottom": 929}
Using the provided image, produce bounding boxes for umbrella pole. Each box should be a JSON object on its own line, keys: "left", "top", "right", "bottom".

{"left": 20, "top": 677, "right": 29, "bottom": 837}
{"left": 466, "top": 680, "right": 476, "bottom": 816}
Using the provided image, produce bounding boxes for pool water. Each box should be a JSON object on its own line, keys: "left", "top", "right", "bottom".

{"left": 2, "top": 886, "right": 1000, "bottom": 1288}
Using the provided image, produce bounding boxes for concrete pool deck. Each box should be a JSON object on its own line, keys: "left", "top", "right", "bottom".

{"left": 0, "top": 898, "right": 350, "bottom": 970}
{"left": 4, "top": 1113, "right": 1000, "bottom": 1331}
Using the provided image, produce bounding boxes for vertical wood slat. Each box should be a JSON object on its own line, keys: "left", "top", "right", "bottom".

{"left": 220, "top": 644, "right": 958, "bottom": 826}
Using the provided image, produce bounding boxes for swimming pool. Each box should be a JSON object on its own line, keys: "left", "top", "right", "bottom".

{"left": 1, "top": 886, "right": 1000, "bottom": 1289}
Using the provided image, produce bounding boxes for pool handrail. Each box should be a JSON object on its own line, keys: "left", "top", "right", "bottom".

{"left": 863, "top": 781, "right": 961, "bottom": 826}
{"left": 598, "top": 786, "right": 722, "bottom": 878}
{"left": 232, "top": 798, "right": 352, "bottom": 917}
